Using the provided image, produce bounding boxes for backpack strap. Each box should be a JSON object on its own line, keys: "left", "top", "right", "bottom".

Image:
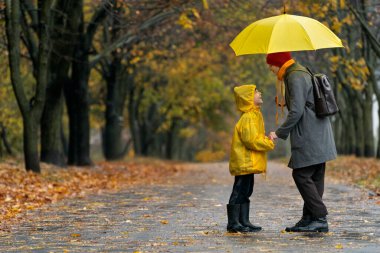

{"left": 305, "top": 66, "right": 314, "bottom": 75}
{"left": 285, "top": 67, "right": 311, "bottom": 79}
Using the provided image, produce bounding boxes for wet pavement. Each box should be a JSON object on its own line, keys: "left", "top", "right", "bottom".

{"left": 0, "top": 161, "right": 379, "bottom": 252}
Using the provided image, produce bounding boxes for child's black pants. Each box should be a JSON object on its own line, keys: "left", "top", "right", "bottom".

{"left": 228, "top": 173, "right": 254, "bottom": 204}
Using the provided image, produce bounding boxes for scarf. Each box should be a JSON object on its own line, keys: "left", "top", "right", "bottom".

{"left": 275, "top": 59, "right": 295, "bottom": 125}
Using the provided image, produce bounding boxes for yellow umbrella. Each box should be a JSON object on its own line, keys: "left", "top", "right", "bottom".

{"left": 230, "top": 14, "right": 344, "bottom": 55}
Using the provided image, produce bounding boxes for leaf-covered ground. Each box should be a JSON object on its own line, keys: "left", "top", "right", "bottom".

{"left": 0, "top": 155, "right": 379, "bottom": 232}
{"left": 0, "top": 161, "right": 378, "bottom": 252}
{"left": 327, "top": 156, "right": 380, "bottom": 196}
{"left": 0, "top": 158, "right": 182, "bottom": 230}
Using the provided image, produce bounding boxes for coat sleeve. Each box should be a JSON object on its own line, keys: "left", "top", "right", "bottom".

{"left": 275, "top": 73, "right": 309, "bottom": 140}
{"left": 239, "top": 115, "right": 275, "bottom": 152}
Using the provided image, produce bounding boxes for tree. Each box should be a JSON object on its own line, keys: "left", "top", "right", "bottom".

{"left": 39, "top": 0, "right": 83, "bottom": 166}
{"left": 64, "top": 0, "right": 111, "bottom": 165}
{"left": 5, "top": 0, "right": 53, "bottom": 172}
{"left": 95, "top": 1, "right": 204, "bottom": 160}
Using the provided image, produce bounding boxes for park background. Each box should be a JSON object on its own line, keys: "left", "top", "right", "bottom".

{"left": 0, "top": 0, "right": 379, "bottom": 232}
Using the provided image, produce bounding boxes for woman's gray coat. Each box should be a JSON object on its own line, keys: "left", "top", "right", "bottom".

{"left": 275, "top": 63, "right": 337, "bottom": 169}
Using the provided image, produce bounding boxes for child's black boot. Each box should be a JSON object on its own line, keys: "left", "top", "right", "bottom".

{"left": 227, "top": 204, "right": 250, "bottom": 233}
{"left": 239, "top": 202, "right": 262, "bottom": 232}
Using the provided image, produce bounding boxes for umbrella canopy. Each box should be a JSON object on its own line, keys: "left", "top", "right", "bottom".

{"left": 230, "top": 14, "right": 344, "bottom": 55}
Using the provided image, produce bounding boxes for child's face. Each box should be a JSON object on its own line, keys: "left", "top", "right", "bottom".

{"left": 254, "top": 89, "right": 263, "bottom": 106}
{"left": 268, "top": 64, "right": 280, "bottom": 75}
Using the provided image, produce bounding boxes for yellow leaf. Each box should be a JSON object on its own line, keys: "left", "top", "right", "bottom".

{"left": 335, "top": 243, "right": 343, "bottom": 249}
{"left": 191, "top": 8, "right": 200, "bottom": 19}
{"left": 70, "top": 233, "right": 81, "bottom": 238}
{"left": 177, "top": 13, "right": 193, "bottom": 30}
{"left": 160, "top": 220, "right": 169, "bottom": 224}
{"left": 202, "top": 0, "right": 209, "bottom": 9}
{"left": 130, "top": 57, "right": 140, "bottom": 65}
{"left": 329, "top": 56, "right": 340, "bottom": 63}
{"left": 340, "top": 0, "right": 345, "bottom": 8}
{"left": 26, "top": 205, "right": 35, "bottom": 210}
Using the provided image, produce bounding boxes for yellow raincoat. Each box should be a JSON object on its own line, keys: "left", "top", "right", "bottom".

{"left": 229, "top": 85, "right": 274, "bottom": 176}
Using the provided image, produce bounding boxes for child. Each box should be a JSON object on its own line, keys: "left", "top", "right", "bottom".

{"left": 227, "top": 84, "right": 275, "bottom": 233}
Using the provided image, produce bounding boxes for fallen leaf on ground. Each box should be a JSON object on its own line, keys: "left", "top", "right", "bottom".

{"left": 0, "top": 158, "right": 183, "bottom": 230}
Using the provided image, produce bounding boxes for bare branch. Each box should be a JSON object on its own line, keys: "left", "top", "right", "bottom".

{"left": 5, "top": 0, "right": 29, "bottom": 115}
{"left": 348, "top": 3, "right": 380, "bottom": 58}
{"left": 89, "top": 9, "right": 176, "bottom": 67}
{"left": 20, "top": 4, "right": 38, "bottom": 69}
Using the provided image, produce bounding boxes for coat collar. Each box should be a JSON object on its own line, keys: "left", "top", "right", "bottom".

{"left": 283, "top": 63, "right": 307, "bottom": 81}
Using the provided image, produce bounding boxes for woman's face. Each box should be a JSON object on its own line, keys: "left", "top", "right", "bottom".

{"left": 254, "top": 89, "right": 263, "bottom": 106}
{"left": 268, "top": 64, "right": 280, "bottom": 75}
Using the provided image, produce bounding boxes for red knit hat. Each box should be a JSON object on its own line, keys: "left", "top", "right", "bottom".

{"left": 266, "top": 52, "right": 292, "bottom": 67}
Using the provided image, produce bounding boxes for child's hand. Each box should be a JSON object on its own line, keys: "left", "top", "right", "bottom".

{"left": 268, "top": 132, "right": 278, "bottom": 141}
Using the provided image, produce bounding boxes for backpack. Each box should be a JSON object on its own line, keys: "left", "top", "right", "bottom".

{"left": 306, "top": 67, "right": 339, "bottom": 118}
{"left": 288, "top": 67, "right": 339, "bottom": 118}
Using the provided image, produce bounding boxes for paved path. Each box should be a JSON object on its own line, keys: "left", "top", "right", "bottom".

{"left": 0, "top": 162, "right": 379, "bottom": 252}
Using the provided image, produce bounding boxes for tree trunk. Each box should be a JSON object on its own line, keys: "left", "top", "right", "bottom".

{"left": 103, "top": 59, "right": 129, "bottom": 160}
{"left": 346, "top": 0, "right": 377, "bottom": 157}
{"left": 362, "top": 92, "right": 374, "bottom": 157}
{"left": 348, "top": 113, "right": 356, "bottom": 154}
{"left": 128, "top": 86, "right": 143, "bottom": 155}
{"left": 377, "top": 108, "right": 380, "bottom": 158}
{"left": 61, "top": 121, "right": 68, "bottom": 156}
{"left": 23, "top": 115, "right": 40, "bottom": 172}
{"left": 165, "top": 121, "right": 176, "bottom": 159}
{"left": 341, "top": 91, "right": 356, "bottom": 154}
{"left": 368, "top": 64, "right": 380, "bottom": 158}
{"left": 41, "top": 84, "right": 66, "bottom": 166}
{"left": 5, "top": 0, "right": 52, "bottom": 172}
{"left": 40, "top": 0, "right": 82, "bottom": 166}
{"left": 65, "top": 60, "right": 92, "bottom": 165}
{"left": 0, "top": 137, "right": 3, "bottom": 158}
{"left": 352, "top": 97, "right": 365, "bottom": 156}
{"left": 0, "top": 123, "right": 13, "bottom": 155}
{"left": 64, "top": 2, "right": 108, "bottom": 165}
{"left": 140, "top": 121, "right": 149, "bottom": 156}
{"left": 336, "top": 65, "right": 362, "bottom": 156}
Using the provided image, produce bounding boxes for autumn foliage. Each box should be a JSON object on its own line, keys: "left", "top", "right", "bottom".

{"left": 0, "top": 159, "right": 182, "bottom": 230}
{"left": 327, "top": 156, "right": 380, "bottom": 195}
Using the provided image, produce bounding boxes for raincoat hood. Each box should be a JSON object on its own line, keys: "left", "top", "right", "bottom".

{"left": 234, "top": 85, "right": 259, "bottom": 113}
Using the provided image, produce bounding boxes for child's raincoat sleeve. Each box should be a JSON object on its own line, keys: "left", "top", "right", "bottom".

{"left": 238, "top": 116, "right": 275, "bottom": 152}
